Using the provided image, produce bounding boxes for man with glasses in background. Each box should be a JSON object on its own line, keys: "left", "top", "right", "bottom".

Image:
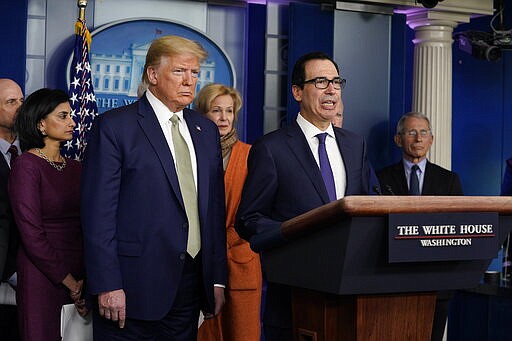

{"left": 377, "top": 111, "right": 463, "bottom": 341}
{"left": 236, "top": 51, "right": 371, "bottom": 341}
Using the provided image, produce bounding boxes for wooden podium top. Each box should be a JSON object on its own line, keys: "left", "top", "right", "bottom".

{"left": 281, "top": 195, "right": 512, "bottom": 240}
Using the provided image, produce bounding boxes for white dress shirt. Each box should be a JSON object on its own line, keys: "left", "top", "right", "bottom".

{"left": 146, "top": 90, "right": 198, "bottom": 190}
{"left": 296, "top": 113, "right": 347, "bottom": 199}
{"left": 145, "top": 92, "right": 225, "bottom": 289}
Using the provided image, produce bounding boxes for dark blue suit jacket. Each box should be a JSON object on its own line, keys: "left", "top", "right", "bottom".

{"left": 81, "top": 95, "right": 227, "bottom": 321}
{"left": 0, "top": 152, "right": 17, "bottom": 280}
{"left": 376, "top": 160, "right": 463, "bottom": 195}
{"left": 235, "top": 121, "right": 370, "bottom": 330}
{"left": 236, "top": 121, "right": 370, "bottom": 252}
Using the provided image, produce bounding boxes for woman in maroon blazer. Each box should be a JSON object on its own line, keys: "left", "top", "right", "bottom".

{"left": 8, "top": 88, "right": 86, "bottom": 341}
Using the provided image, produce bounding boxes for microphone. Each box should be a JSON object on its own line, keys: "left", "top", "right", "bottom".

{"left": 385, "top": 185, "right": 395, "bottom": 195}
{"left": 372, "top": 185, "right": 382, "bottom": 195}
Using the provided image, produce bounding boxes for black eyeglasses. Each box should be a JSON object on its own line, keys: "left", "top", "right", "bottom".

{"left": 303, "top": 77, "right": 346, "bottom": 90}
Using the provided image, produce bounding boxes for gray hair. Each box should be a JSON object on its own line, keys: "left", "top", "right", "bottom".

{"left": 396, "top": 112, "right": 432, "bottom": 135}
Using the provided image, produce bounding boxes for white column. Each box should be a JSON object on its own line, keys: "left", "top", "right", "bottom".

{"left": 350, "top": 2, "right": 493, "bottom": 169}
{"left": 408, "top": 17, "right": 458, "bottom": 169}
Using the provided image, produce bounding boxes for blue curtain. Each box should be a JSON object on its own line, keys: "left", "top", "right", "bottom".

{"left": 0, "top": 0, "right": 27, "bottom": 90}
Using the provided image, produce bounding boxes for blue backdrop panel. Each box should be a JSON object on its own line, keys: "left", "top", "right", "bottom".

{"left": 503, "top": 7, "right": 512, "bottom": 176}
{"left": 452, "top": 18, "right": 505, "bottom": 195}
{"left": 502, "top": 53, "right": 512, "bottom": 181}
{"left": 287, "top": 3, "right": 334, "bottom": 124}
{"left": 244, "top": 3, "right": 266, "bottom": 144}
{"left": 0, "top": 0, "right": 28, "bottom": 90}
{"left": 334, "top": 10, "right": 392, "bottom": 171}
{"left": 388, "top": 14, "right": 415, "bottom": 166}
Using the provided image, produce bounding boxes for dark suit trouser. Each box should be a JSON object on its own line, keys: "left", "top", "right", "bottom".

{"left": 262, "top": 282, "right": 293, "bottom": 341}
{"left": 93, "top": 255, "right": 202, "bottom": 341}
{"left": 431, "top": 292, "right": 451, "bottom": 341}
{"left": 0, "top": 304, "right": 19, "bottom": 341}
{"left": 264, "top": 324, "right": 293, "bottom": 341}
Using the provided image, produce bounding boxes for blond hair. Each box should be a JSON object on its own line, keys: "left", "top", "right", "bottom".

{"left": 142, "top": 35, "right": 208, "bottom": 84}
{"left": 194, "top": 83, "right": 242, "bottom": 122}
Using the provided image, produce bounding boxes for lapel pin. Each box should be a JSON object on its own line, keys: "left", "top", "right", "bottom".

{"left": 195, "top": 125, "right": 201, "bottom": 131}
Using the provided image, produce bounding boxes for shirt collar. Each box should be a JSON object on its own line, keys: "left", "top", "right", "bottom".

{"left": 0, "top": 137, "right": 20, "bottom": 155}
{"left": 146, "top": 89, "right": 184, "bottom": 125}
{"left": 296, "top": 112, "right": 335, "bottom": 140}
{"left": 403, "top": 158, "right": 427, "bottom": 173}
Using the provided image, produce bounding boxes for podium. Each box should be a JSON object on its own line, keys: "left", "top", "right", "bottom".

{"left": 263, "top": 196, "right": 512, "bottom": 341}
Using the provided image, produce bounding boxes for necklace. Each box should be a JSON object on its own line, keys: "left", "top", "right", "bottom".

{"left": 35, "top": 148, "right": 67, "bottom": 171}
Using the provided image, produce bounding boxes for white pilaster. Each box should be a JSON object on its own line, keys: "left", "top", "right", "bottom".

{"left": 343, "top": 0, "right": 494, "bottom": 169}
{"left": 405, "top": 11, "right": 470, "bottom": 169}
{"left": 410, "top": 18, "right": 457, "bottom": 168}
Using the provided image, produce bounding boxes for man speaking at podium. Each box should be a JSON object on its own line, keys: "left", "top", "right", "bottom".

{"left": 377, "top": 111, "right": 463, "bottom": 341}
{"left": 235, "top": 52, "right": 371, "bottom": 341}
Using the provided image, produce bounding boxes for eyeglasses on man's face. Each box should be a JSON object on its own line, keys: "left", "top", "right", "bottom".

{"left": 401, "top": 129, "right": 432, "bottom": 138}
{"left": 303, "top": 77, "right": 346, "bottom": 90}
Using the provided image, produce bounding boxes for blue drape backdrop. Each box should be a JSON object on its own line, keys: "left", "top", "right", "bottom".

{"left": 0, "top": 1, "right": 28, "bottom": 91}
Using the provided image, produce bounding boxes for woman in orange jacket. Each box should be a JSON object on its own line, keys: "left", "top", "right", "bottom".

{"left": 195, "top": 83, "right": 262, "bottom": 341}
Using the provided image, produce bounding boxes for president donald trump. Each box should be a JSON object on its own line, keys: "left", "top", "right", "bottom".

{"left": 82, "top": 35, "right": 227, "bottom": 340}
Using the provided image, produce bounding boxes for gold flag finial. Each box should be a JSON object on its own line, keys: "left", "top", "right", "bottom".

{"left": 78, "top": 0, "right": 87, "bottom": 21}
{"left": 75, "top": 0, "right": 91, "bottom": 49}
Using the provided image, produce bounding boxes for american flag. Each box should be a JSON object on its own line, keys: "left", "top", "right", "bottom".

{"left": 64, "top": 18, "right": 98, "bottom": 161}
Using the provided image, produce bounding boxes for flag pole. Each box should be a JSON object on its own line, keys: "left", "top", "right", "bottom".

{"left": 78, "top": 0, "right": 87, "bottom": 21}
{"left": 65, "top": 0, "right": 98, "bottom": 161}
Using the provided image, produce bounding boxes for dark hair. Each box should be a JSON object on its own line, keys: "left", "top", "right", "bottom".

{"left": 15, "top": 88, "right": 69, "bottom": 151}
{"left": 291, "top": 52, "right": 340, "bottom": 89}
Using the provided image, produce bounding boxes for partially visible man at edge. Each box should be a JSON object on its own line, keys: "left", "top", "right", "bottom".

{"left": 0, "top": 78, "right": 23, "bottom": 341}
{"left": 377, "top": 111, "right": 463, "bottom": 341}
{"left": 81, "top": 35, "right": 227, "bottom": 340}
{"left": 331, "top": 100, "right": 344, "bottom": 128}
{"left": 235, "top": 52, "right": 371, "bottom": 340}
{"left": 331, "top": 88, "right": 380, "bottom": 194}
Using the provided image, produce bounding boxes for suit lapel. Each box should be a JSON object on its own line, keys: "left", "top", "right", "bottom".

{"left": 183, "top": 109, "right": 210, "bottom": 225}
{"left": 0, "top": 156, "right": 10, "bottom": 187}
{"left": 393, "top": 161, "right": 409, "bottom": 195}
{"left": 136, "top": 96, "right": 185, "bottom": 210}
{"left": 285, "top": 122, "right": 330, "bottom": 204}
{"left": 422, "top": 161, "right": 436, "bottom": 195}
{"left": 333, "top": 129, "right": 352, "bottom": 194}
